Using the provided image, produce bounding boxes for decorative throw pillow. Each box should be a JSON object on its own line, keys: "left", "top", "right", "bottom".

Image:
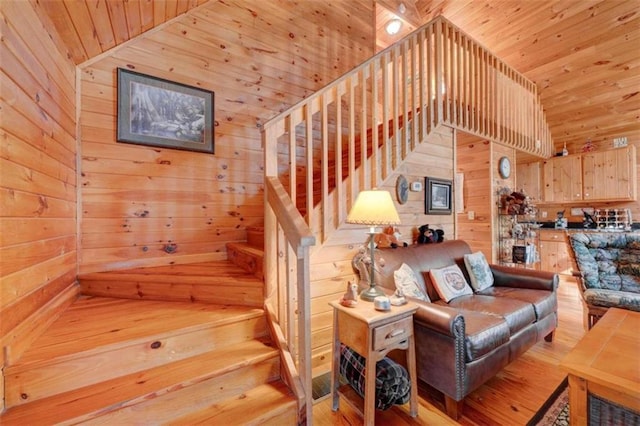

{"left": 464, "top": 251, "right": 494, "bottom": 292}
{"left": 393, "top": 263, "right": 430, "bottom": 301}
{"left": 429, "top": 264, "right": 473, "bottom": 303}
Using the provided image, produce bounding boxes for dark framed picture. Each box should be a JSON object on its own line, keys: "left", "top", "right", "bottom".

{"left": 117, "top": 68, "right": 214, "bottom": 153}
{"left": 425, "top": 177, "right": 452, "bottom": 215}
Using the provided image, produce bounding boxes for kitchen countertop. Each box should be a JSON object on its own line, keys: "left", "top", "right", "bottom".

{"left": 533, "top": 221, "right": 640, "bottom": 232}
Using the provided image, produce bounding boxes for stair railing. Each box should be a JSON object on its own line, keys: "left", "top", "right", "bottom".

{"left": 263, "top": 176, "right": 315, "bottom": 425}
{"left": 263, "top": 16, "right": 553, "bottom": 246}
{"left": 261, "top": 15, "right": 554, "bottom": 425}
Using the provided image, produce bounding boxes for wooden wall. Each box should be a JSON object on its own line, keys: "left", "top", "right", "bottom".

{"left": 78, "top": 0, "right": 376, "bottom": 273}
{"left": 456, "top": 132, "right": 515, "bottom": 262}
{"left": 0, "top": 0, "right": 78, "bottom": 372}
{"left": 309, "top": 125, "right": 455, "bottom": 373}
{"left": 456, "top": 133, "right": 492, "bottom": 259}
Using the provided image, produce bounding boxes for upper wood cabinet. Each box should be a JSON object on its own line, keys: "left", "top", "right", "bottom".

{"left": 542, "top": 155, "right": 583, "bottom": 203}
{"left": 526, "top": 146, "right": 637, "bottom": 204}
{"left": 516, "top": 161, "right": 542, "bottom": 202}
{"left": 583, "top": 145, "right": 637, "bottom": 201}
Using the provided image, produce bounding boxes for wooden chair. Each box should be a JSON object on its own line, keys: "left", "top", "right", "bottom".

{"left": 565, "top": 231, "right": 607, "bottom": 330}
{"left": 571, "top": 271, "right": 608, "bottom": 329}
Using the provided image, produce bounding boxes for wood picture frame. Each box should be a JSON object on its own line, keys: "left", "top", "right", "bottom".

{"left": 117, "top": 68, "right": 215, "bottom": 153}
{"left": 425, "top": 177, "right": 452, "bottom": 215}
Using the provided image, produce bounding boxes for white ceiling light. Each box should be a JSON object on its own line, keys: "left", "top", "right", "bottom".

{"left": 385, "top": 19, "right": 402, "bottom": 35}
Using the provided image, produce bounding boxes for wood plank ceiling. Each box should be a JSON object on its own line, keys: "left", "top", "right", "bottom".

{"left": 37, "top": 0, "right": 639, "bottom": 157}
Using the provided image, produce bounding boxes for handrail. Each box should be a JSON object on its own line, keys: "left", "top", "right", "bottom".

{"left": 263, "top": 176, "right": 315, "bottom": 424}
{"left": 260, "top": 15, "right": 554, "bottom": 424}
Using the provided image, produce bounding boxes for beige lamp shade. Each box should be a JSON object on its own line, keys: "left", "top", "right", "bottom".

{"left": 346, "top": 190, "right": 401, "bottom": 226}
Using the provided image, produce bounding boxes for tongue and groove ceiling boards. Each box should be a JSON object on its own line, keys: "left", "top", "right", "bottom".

{"left": 38, "top": 0, "right": 640, "bottom": 155}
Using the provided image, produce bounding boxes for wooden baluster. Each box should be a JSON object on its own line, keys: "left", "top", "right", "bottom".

{"left": 305, "top": 102, "right": 313, "bottom": 226}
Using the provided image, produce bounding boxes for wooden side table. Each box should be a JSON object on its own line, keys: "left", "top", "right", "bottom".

{"left": 329, "top": 300, "right": 418, "bottom": 425}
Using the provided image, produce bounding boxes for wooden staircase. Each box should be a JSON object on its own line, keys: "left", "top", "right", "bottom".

{"left": 78, "top": 260, "right": 265, "bottom": 307}
{"left": 227, "top": 226, "right": 265, "bottom": 280}
{"left": 0, "top": 261, "right": 297, "bottom": 425}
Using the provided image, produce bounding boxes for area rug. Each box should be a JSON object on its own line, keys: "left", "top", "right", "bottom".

{"left": 527, "top": 377, "right": 569, "bottom": 426}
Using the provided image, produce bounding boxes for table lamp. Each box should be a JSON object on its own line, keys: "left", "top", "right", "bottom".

{"left": 346, "top": 189, "right": 401, "bottom": 301}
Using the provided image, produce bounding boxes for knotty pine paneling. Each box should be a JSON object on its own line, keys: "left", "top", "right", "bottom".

{"left": 492, "top": 143, "right": 517, "bottom": 261}
{"left": 36, "top": 1, "right": 640, "bottom": 169}
{"left": 455, "top": 131, "right": 516, "bottom": 263}
{"left": 32, "top": 0, "right": 209, "bottom": 65}
{"left": 0, "top": 0, "right": 78, "bottom": 371}
{"left": 455, "top": 132, "right": 492, "bottom": 260}
{"left": 309, "top": 125, "right": 455, "bottom": 371}
{"left": 78, "top": 0, "right": 376, "bottom": 273}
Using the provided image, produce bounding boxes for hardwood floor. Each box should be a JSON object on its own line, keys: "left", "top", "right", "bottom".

{"left": 313, "top": 275, "right": 586, "bottom": 425}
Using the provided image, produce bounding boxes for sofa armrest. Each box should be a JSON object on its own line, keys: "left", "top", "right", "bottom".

{"left": 412, "top": 300, "right": 464, "bottom": 337}
{"left": 489, "top": 264, "right": 558, "bottom": 291}
{"left": 583, "top": 289, "right": 640, "bottom": 312}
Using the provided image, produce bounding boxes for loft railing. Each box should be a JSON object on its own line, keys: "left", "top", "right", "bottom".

{"left": 260, "top": 15, "right": 553, "bottom": 424}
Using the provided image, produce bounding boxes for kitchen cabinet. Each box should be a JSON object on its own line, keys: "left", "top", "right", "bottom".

{"left": 542, "top": 155, "right": 582, "bottom": 202}
{"left": 583, "top": 145, "right": 637, "bottom": 201}
{"left": 516, "top": 161, "right": 541, "bottom": 202}
{"left": 539, "top": 230, "right": 574, "bottom": 274}
{"left": 534, "top": 146, "right": 637, "bottom": 203}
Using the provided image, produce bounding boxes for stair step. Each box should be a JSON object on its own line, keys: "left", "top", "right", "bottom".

{"left": 246, "top": 226, "right": 265, "bottom": 250}
{"left": 78, "top": 260, "right": 264, "bottom": 307}
{"left": 226, "top": 242, "right": 264, "bottom": 279}
{"left": 4, "top": 297, "right": 267, "bottom": 408}
{"left": 0, "top": 338, "right": 282, "bottom": 425}
{"left": 168, "top": 381, "right": 297, "bottom": 426}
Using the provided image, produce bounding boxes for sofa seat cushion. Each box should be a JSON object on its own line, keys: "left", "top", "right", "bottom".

{"left": 478, "top": 287, "right": 556, "bottom": 320}
{"left": 455, "top": 309, "right": 511, "bottom": 362}
{"left": 583, "top": 288, "right": 640, "bottom": 312}
{"left": 445, "top": 295, "right": 536, "bottom": 335}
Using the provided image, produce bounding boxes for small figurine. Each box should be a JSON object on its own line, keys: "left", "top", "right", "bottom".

{"left": 339, "top": 281, "right": 359, "bottom": 307}
{"left": 555, "top": 210, "right": 568, "bottom": 229}
{"left": 374, "top": 226, "right": 408, "bottom": 249}
{"left": 390, "top": 288, "right": 407, "bottom": 306}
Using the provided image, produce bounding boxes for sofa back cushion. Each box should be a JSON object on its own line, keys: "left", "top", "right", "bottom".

{"left": 569, "top": 232, "right": 640, "bottom": 293}
{"left": 393, "top": 263, "right": 430, "bottom": 301}
{"left": 464, "top": 251, "right": 494, "bottom": 291}
{"left": 429, "top": 264, "right": 473, "bottom": 302}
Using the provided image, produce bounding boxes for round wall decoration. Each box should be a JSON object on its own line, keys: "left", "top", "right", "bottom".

{"left": 396, "top": 175, "right": 409, "bottom": 204}
{"left": 498, "top": 156, "right": 511, "bottom": 179}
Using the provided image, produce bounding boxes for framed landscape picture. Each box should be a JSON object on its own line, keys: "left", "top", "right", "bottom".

{"left": 117, "top": 68, "right": 215, "bottom": 153}
{"left": 425, "top": 177, "right": 452, "bottom": 215}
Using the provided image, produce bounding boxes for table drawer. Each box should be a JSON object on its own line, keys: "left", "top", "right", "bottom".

{"left": 373, "top": 316, "right": 413, "bottom": 351}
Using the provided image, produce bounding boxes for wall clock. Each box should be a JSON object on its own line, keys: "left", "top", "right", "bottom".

{"left": 396, "top": 175, "right": 409, "bottom": 204}
{"left": 498, "top": 156, "right": 511, "bottom": 179}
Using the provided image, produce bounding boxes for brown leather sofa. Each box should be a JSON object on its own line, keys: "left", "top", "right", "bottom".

{"left": 352, "top": 240, "right": 558, "bottom": 419}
